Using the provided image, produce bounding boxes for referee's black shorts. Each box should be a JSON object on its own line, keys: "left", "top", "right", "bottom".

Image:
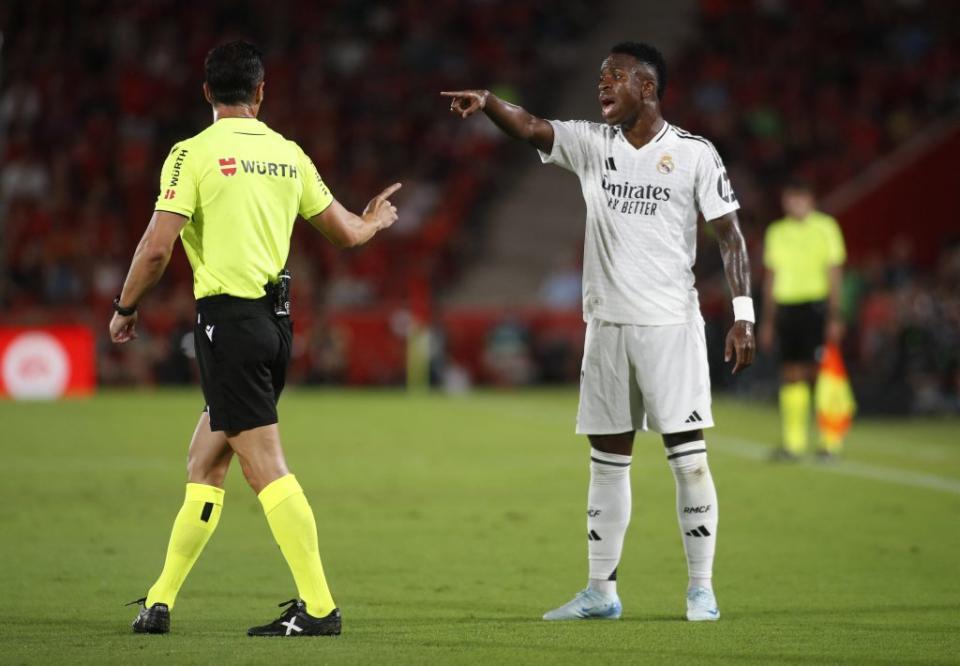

{"left": 775, "top": 300, "right": 826, "bottom": 364}
{"left": 194, "top": 289, "right": 292, "bottom": 432}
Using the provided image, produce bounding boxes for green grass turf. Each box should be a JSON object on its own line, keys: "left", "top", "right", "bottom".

{"left": 1, "top": 389, "right": 958, "bottom": 664}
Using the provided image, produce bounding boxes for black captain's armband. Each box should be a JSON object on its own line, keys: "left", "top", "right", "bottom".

{"left": 113, "top": 296, "right": 137, "bottom": 316}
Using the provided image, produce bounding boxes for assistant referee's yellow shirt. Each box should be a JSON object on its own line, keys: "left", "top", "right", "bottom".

{"left": 763, "top": 211, "right": 846, "bottom": 304}
{"left": 154, "top": 117, "right": 333, "bottom": 299}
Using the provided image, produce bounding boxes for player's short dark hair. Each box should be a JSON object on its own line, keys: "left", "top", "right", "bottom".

{"left": 204, "top": 41, "right": 265, "bottom": 106}
{"left": 610, "top": 41, "right": 667, "bottom": 101}
{"left": 782, "top": 177, "right": 815, "bottom": 194}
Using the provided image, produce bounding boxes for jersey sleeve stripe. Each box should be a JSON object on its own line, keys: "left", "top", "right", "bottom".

{"left": 671, "top": 127, "right": 722, "bottom": 167}
{"left": 155, "top": 203, "right": 194, "bottom": 217}
{"left": 300, "top": 197, "right": 333, "bottom": 220}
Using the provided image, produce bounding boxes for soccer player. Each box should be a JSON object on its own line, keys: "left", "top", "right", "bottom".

{"left": 110, "top": 41, "right": 401, "bottom": 636}
{"left": 442, "top": 42, "right": 754, "bottom": 621}
{"left": 759, "top": 180, "right": 846, "bottom": 459}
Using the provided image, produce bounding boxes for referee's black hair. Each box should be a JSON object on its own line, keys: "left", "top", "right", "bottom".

{"left": 610, "top": 42, "right": 667, "bottom": 101}
{"left": 204, "top": 41, "right": 265, "bottom": 106}
{"left": 782, "top": 176, "right": 815, "bottom": 193}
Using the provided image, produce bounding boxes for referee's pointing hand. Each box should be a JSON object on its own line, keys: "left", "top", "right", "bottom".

{"left": 363, "top": 183, "right": 402, "bottom": 230}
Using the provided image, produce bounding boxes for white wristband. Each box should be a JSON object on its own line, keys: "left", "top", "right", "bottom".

{"left": 732, "top": 296, "right": 755, "bottom": 323}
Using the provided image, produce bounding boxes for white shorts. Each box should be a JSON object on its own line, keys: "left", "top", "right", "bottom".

{"left": 576, "top": 318, "right": 714, "bottom": 435}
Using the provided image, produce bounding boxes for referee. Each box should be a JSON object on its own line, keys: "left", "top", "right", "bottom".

{"left": 109, "top": 41, "right": 400, "bottom": 637}
{"left": 759, "top": 180, "right": 846, "bottom": 460}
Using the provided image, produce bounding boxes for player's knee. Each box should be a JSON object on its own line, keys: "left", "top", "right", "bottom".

{"left": 676, "top": 456, "right": 709, "bottom": 478}
{"left": 589, "top": 431, "right": 635, "bottom": 456}
{"left": 782, "top": 363, "right": 812, "bottom": 384}
{"left": 662, "top": 429, "right": 703, "bottom": 448}
{"left": 667, "top": 450, "right": 709, "bottom": 478}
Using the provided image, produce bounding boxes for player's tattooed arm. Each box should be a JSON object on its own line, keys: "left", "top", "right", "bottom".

{"left": 712, "top": 212, "right": 756, "bottom": 374}
{"left": 441, "top": 90, "right": 554, "bottom": 153}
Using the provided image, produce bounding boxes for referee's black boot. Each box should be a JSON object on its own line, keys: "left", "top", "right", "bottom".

{"left": 247, "top": 599, "right": 341, "bottom": 637}
{"left": 128, "top": 597, "right": 170, "bottom": 634}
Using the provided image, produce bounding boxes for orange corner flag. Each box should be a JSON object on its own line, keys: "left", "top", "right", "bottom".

{"left": 814, "top": 343, "right": 856, "bottom": 451}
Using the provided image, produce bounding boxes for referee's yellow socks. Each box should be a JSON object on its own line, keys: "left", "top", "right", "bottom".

{"left": 780, "top": 381, "right": 811, "bottom": 454}
{"left": 146, "top": 483, "right": 224, "bottom": 610}
{"left": 258, "top": 474, "right": 336, "bottom": 618}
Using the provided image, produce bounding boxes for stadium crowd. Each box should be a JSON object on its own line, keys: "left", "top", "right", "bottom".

{"left": 1, "top": 0, "right": 958, "bottom": 413}
{"left": 0, "top": 0, "right": 598, "bottom": 380}
{"left": 668, "top": 0, "right": 960, "bottom": 223}
{"left": 673, "top": 0, "right": 960, "bottom": 413}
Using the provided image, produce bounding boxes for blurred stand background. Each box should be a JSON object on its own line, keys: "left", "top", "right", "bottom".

{"left": 0, "top": 0, "right": 958, "bottom": 414}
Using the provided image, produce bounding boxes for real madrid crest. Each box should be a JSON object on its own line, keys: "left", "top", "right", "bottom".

{"left": 657, "top": 154, "right": 674, "bottom": 174}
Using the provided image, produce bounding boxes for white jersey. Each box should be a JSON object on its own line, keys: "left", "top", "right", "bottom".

{"left": 539, "top": 120, "right": 739, "bottom": 325}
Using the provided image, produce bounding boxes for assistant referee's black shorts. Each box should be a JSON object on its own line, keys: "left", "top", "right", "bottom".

{"left": 775, "top": 300, "right": 826, "bottom": 363}
{"left": 194, "top": 291, "right": 292, "bottom": 432}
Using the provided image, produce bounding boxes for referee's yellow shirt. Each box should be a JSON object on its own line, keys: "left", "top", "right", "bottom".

{"left": 154, "top": 118, "right": 334, "bottom": 300}
{"left": 763, "top": 211, "right": 846, "bottom": 304}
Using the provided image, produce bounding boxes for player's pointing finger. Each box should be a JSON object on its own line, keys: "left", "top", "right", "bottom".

{"left": 378, "top": 182, "right": 402, "bottom": 200}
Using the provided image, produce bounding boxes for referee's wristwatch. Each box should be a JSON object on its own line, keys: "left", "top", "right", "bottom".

{"left": 113, "top": 296, "right": 137, "bottom": 316}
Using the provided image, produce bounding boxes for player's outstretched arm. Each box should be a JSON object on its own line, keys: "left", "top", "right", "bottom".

{"left": 309, "top": 183, "right": 401, "bottom": 249}
{"left": 712, "top": 211, "right": 756, "bottom": 374}
{"left": 109, "top": 210, "right": 188, "bottom": 344}
{"left": 441, "top": 90, "right": 554, "bottom": 153}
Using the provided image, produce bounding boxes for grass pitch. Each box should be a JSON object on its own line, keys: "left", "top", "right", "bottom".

{"left": 1, "top": 389, "right": 958, "bottom": 664}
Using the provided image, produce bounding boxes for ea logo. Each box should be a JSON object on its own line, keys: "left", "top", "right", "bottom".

{"left": 2, "top": 332, "right": 70, "bottom": 399}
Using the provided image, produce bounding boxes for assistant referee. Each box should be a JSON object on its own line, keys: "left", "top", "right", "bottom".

{"left": 759, "top": 180, "right": 845, "bottom": 460}
{"left": 109, "top": 41, "right": 400, "bottom": 637}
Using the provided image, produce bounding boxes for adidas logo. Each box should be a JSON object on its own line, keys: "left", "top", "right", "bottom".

{"left": 684, "top": 410, "right": 704, "bottom": 424}
{"left": 587, "top": 529, "right": 602, "bottom": 541}
{"left": 685, "top": 525, "right": 711, "bottom": 538}
{"left": 605, "top": 156, "right": 617, "bottom": 170}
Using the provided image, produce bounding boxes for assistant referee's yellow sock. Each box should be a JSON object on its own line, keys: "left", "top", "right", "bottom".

{"left": 145, "top": 483, "right": 224, "bottom": 610}
{"left": 780, "top": 381, "right": 811, "bottom": 454}
{"left": 258, "top": 474, "right": 336, "bottom": 618}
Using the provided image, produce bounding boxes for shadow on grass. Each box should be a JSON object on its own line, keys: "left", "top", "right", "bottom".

{"left": 737, "top": 602, "right": 960, "bottom": 620}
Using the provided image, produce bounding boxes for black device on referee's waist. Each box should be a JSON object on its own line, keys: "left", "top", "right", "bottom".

{"left": 272, "top": 269, "right": 292, "bottom": 317}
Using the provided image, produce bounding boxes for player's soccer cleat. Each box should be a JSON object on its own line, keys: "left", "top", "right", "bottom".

{"left": 128, "top": 597, "right": 170, "bottom": 634}
{"left": 815, "top": 449, "right": 838, "bottom": 463}
{"left": 686, "top": 586, "right": 720, "bottom": 621}
{"left": 769, "top": 447, "right": 800, "bottom": 463}
{"left": 542, "top": 588, "right": 622, "bottom": 621}
{"left": 247, "top": 599, "right": 342, "bottom": 637}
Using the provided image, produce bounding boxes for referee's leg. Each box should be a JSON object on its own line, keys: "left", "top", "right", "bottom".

{"left": 187, "top": 411, "right": 234, "bottom": 486}
{"left": 225, "top": 423, "right": 287, "bottom": 493}
{"left": 228, "top": 423, "right": 337, "bottom": 620}
{"left": 144, "top": 412, "right": 231, "bottom": 611}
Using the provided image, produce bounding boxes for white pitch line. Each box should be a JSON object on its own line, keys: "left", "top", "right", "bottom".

{"left": 710, "top": 434, "right": 960, "bottom": 496}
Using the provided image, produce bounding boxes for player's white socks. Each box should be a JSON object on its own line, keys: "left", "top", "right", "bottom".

{"left": 667, "top": 440, "right": 718, "bottom": 592}
{"left": 586, "top": 447, "right": 632, "bottom": 596}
